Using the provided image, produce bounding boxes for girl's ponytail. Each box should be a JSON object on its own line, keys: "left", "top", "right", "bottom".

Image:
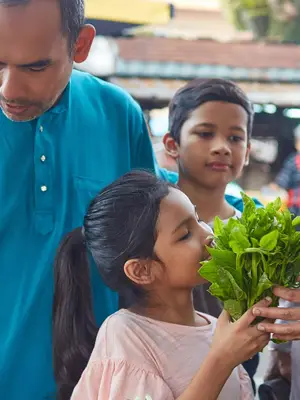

{"left": 52, "top": 227, "right": 98, "bottom": 400}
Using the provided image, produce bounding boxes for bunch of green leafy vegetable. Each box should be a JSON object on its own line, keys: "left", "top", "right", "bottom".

{"left": 199, "top": 193, "right": 300, "bottom": 322}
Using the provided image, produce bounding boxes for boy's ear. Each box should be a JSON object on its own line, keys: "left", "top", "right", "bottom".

{"left": 163, "top": 133, "right": 179, "bottom": 159}
{"left": 244, "top": 142, "right": 251, "bottom": 166}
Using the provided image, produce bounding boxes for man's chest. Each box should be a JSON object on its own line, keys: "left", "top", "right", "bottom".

{"left": 0, "top": 114, "right": 132, "bottom": 235}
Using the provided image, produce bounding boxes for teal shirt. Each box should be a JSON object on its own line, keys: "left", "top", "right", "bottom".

{"left": 0, "top": 71, "right": 162, "bottom": 400}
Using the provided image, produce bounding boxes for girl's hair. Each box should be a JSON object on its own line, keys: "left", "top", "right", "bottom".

{"left": 53, "top": 170, "right": 172, "bottom": 400}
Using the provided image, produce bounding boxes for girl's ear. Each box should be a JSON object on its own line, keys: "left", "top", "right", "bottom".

{"left": 124, "top": 259, "right": 156, "bottom": 286}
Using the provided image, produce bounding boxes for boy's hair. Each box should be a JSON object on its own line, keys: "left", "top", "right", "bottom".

{"left": 169, "top": 78, "right": 254, "bottom": 143}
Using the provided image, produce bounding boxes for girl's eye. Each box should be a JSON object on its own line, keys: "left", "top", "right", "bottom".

{"left": 179, "top": 231, "right": 192, "bottom": 241}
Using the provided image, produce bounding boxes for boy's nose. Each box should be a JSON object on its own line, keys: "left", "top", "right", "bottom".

{"left": 210, "top": 140, "right": 231, "bottom": 156}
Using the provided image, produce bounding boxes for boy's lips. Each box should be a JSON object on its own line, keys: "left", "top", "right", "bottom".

{"left": 206, "top": 161, "right": 231, "bottom": 171}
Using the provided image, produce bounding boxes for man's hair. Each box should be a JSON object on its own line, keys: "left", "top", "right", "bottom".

{"left": 0, "top": 0, "right": 85, "bottom": 52}
{"left": 169, "top": 78, "right": 254, "bottom": 143}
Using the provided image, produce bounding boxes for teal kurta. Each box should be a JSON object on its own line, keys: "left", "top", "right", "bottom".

{"left": 0, "top": 70, "right": 162, "bottom": 400}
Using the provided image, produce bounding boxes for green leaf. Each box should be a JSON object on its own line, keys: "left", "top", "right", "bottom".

{"left": 207, "top": 248, "right": 236, "bottom": 268}
{"left": 241, "top": 192, "right": 256, "bottom": 220}
{"left": 259, "top": 230, "right": 279, "bottom": 251}
{"left": 292, "top": 216, "right": 300, "bottom": 227}
{"left": 227, "top": 217, "right": 241, "bottom": 231}
{"left": 214, "top": 216, "right": 225, "bottom": 236}
{"left": 229, "top": 239, "right": 249, "bottom": 254}
{"left": 229, "top": 227, "right": 251, "bottom": 253}
{"left": 224, "top": 299, "right": 246, "bottom": 321}
{"left": 199, "top": 259, "right": 219, "bottom": 282}
{"left": 272, "top": 197, "right": 282, "bottom": 212}
{"left": 217, "top": 267, "right": 246, "bottom": 301}
{"left": 271, "top": 338, "right": 288, "bottom": 345}
{"left": 256, "top": 272, "right": 273, "bottom": 299}
{"left": 249, "top": 252, "right": 260, "bottom": 307}
{"left": 199, "top": 195, "right": 300, "bottom": 322}
{"left": 251, "top": 237, "right": 260, "bottom": 247}
{"left": 209, "top": 283, "right": 227, "bottom": 302}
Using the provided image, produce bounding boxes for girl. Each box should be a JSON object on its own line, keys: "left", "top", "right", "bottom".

{"left": 53, "top": 170, "right": 270, "bottom": 400}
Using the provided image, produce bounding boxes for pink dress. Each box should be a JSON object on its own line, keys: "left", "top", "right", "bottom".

{"left": 72, "top": 309, "right": 253, "bottom": 400}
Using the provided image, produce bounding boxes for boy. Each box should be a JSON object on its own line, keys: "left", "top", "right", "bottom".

{"left": 163, "top": 78, "right": 259, "bottom": 391}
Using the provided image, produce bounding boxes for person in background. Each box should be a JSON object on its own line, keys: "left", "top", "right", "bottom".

{"left": 269, "top": 124, "right": 300, "bottom": 218}
{"left": 163, "top": 78, "right": 259, "bottom": 390}
{"left": 0, "top": 0, "right": 171, "bottom": 398}
{"left": 261, "top": 124, "right": 300, "bottom": 399}
{"left": 253, "top": 288, "right": 300, "bottom": 400}
{"left": 53, "top": 170, "right": 269, "bottom": 400}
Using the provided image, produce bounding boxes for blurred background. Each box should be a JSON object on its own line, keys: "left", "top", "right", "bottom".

{"left": 75, "top": 0, "right": 300, "bottom": 394}
{"left": 76, "top": 0, "right": 300, "bottom": 207}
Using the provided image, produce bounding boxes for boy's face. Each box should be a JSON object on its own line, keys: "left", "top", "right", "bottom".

{"left": 164, "top": 101, "right": 250, "bottom": 190}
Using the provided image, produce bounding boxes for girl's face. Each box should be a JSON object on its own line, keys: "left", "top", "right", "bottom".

{"left": 153, "top": 187, "right": 213, "bottom": 290}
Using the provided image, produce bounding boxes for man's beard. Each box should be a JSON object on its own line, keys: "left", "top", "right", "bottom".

{"left": 0, "top": 97, "right": 52, "bottom": 122}
{"left": 1, "top": 109, "right": 40, "bottom": 123}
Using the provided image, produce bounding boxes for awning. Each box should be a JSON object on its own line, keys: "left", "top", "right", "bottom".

{"left": 110, "top": 77, "right": 300, "bottom": 106}
{"left": 85, "top": 0, "right": 174, "bottom": 36}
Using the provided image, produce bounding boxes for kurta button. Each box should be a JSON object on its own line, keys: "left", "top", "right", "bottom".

{"left": 40, "top": 126, "right": 44, "bottom": 133}
{"left": 41, "top": 185, "right": 47, "bottom": 192}
{"left": 40, "top": 155, "right": 46, "bottom": 162}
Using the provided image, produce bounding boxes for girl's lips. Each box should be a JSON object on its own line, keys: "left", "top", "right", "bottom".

{"left": 201, "top": 255, "right": 212, "bottom": 263}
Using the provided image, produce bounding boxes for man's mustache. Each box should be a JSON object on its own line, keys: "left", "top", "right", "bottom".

{"left": 0, "top": 95, "right": 40, "bottom": 108}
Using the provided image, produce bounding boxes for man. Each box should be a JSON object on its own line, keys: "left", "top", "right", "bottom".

{"left": 0, "top": 0, "right": 169, "bottom": 398}
{"left": 1, "top": 2, "right": 298, "bottom": 400}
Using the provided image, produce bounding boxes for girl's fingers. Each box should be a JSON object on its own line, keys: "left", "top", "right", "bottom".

{"left": 216, "top": 310, "right": 231, "bottom": 328}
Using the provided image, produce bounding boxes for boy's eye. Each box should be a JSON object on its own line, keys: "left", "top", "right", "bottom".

{"left": 179, "top": 231, "right": 192, "bottom": 241}
{"left": 198, "top": 131, "right": 213, "bottom": 138}
{"left": 229, "top": 135, "right": 244, "bottom": 143}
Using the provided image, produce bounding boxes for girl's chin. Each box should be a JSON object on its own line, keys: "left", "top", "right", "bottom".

{"left": 195, "top": 275, "right": 208, "bottom": 285}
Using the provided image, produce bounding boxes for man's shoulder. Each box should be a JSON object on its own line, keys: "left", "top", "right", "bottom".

{"left": 70, "top": 70, "right": 140, "bottom": 113}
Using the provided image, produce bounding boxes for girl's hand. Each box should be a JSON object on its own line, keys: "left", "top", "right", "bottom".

{"left": 211, "top": 298, "right": 272, "bottom": 369}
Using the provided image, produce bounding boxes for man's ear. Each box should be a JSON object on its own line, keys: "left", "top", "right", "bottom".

{"left": 163, "top": 133, "right": 179, "bottom": 160}
{"left": 73, "top": 24, "right": 96, "bottom": 63}
{"left": 244, "top": 142, "right": 251, "bottom": 166}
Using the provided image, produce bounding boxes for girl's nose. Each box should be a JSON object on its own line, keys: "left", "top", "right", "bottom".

{"left": 204, "top": 235, "right": 215, "bottom": 249}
